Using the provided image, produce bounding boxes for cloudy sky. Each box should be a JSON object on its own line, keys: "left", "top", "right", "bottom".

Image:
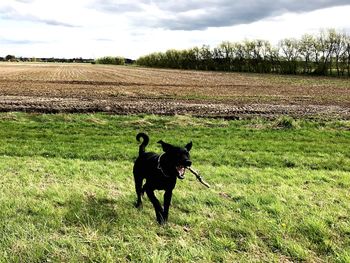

{"left": 1, "top": 0, "right": 350, "bottom": 59}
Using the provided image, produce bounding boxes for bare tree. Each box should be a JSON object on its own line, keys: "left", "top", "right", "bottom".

{"left": 233, "top": 42, "right": 245, "bottom": 72}
{"left": 343, "top": 34, "right": 350, "bottom": 76}
{"left": 299, "top": 34, "right": 315, "bottom": 74}
{"left": 332, "top": 31, "right": 347, "bottom": 76}
{"left": 314, "top": 29, "right": 337, "bottom": 75}
{"left": 242, "top": 40, "right": 254, "bottom": 72}
{"left": 279, "top": 38, "right": 300, "bottom": 74}
{"left": 199, "top": 45, "right": 213, "bottom": 70}
{"left": 219, "top": 41, "right": 234, "bottom": 71}
{"left": 254, "top": 40, "right": 272, "bottom": 73}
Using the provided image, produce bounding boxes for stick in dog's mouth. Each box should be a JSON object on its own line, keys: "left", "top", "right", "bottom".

{"left": 186, "top": 166, "right": 210, "bottom": 188}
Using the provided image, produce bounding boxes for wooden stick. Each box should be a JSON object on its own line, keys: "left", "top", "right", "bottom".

{"left": 187, "top": 167, "right": 210, "bottom": 188}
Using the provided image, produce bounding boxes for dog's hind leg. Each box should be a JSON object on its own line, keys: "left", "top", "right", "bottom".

{"left": 134, "top": 174, "right": 143, "bottom": 208}
{"left": 145, "top": 188, "right": 165, "bottom": 224}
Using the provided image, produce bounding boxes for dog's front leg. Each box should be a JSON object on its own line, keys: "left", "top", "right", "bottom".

{"left": 163, "top": 190, "right": 173, "bottom": 223}
{"left": 146, "top": 189, "right": 165, "bottom": 224}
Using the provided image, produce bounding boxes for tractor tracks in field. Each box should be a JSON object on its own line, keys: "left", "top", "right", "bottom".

{"left": 0, "top": 95, "right": 348, "bottom": 119}
{"left": 0, "top": 63, "right": 349, "bottom": 119}
{"left": 0, "top": 78, "right": 252, "bottom": 88}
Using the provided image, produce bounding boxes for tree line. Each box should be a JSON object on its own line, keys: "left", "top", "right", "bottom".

{"left": 1, "top": 55, "right": 135, "bottom": 65}
{"left": 137, "top": 29, "right": 350, "bottom": 77}
{"left": 0, "top": 55, "right": 94, "bottom": 63}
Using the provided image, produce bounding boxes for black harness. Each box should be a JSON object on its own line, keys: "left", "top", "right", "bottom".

{"left": 157, "top": 153, "right": 169, "bottom": 177}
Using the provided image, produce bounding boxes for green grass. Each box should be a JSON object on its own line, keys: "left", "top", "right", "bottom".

{"left": 0, "top": 112, "right": 349, "bottom": 262}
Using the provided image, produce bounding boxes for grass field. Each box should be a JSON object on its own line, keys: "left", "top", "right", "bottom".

{"left": 0, "top": 112, "right": 349, "bottom": 262}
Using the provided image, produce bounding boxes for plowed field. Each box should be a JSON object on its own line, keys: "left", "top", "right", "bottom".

{"left": 0, "top": 63, "right": 349, "bottom": 119}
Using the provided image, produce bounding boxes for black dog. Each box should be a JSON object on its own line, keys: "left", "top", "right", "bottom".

{"left": 133, "top": 133, "right": 192, "bottom": 224}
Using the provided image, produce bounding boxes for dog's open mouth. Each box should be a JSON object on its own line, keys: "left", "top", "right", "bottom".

{"left": 176, "top": 165, "right": 186, "bottom": 179}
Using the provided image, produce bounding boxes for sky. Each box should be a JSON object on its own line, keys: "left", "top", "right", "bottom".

{"left": 1, "top": 0, "right": 350, "bottom": 59}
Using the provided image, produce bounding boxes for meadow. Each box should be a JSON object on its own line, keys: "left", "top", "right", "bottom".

{"left": 0, "top": 112, "right": 349, "bottom": 262}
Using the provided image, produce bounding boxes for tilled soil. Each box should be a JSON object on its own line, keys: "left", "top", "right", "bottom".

{"left": 0, "top": 63, "right": 349, "bottom": 119}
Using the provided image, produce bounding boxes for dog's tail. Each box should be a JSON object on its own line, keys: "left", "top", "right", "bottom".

{"left": 136, "top": 133, "right": 149, "bottom": 155}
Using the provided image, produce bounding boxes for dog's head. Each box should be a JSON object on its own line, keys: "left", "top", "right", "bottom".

{"left": 158, "top": 140, "right": 192, "bottom": 179}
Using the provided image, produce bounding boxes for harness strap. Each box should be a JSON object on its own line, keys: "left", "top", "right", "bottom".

{"left": 157, "top": 153, "right": 169, "bottom": 177}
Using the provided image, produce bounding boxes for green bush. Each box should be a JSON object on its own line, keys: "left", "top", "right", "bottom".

{"left": 95, "top": 56, "right": 125, "bottom": 65}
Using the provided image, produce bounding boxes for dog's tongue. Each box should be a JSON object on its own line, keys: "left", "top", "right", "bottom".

{"left": 177, "top": 166, "right": 186, "bottom": 179}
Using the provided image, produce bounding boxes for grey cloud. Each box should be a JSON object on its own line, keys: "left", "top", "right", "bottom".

{"left": 92, "top": 0, "right": 350, "bottom": 30}
{"left": 0, "top": 37, "right": 47, "bottom": 45}
{"left": 155, "top": 0, "right": 350, "bottom": 30}
{"left": 38, "top": 18, "right": 78, "bottom": 28}
{"left": 14, "top": 0, "right": 35, "bottom": 3}
{"left": 0, "top": 5, "right": 79, "bottom": 28}
{"left": 90, "top": 0, "right": 147, "bottom": 13}
{"left": 94, "top": 38, "right": 114, "bottom": 42}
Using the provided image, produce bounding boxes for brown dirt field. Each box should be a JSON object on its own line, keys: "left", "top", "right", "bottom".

{"left": 0, "top": 63, "right": 349, "bottom": 119}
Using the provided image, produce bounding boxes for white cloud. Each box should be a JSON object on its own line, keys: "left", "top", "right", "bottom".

{"left": 0, "top": 1, "right": 349, "bottom": 59}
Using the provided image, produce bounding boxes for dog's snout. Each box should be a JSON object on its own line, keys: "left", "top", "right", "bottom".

{"left": 185, "top": 160, "right": 192, "bottom": 167}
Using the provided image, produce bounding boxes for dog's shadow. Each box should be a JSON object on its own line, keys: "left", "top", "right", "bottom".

{"left": 63, "top": 192, "right": 125, "bottom": 229}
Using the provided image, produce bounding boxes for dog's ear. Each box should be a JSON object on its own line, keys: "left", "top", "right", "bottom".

{"left": 185, "top": 141, "right": 192, "bottom": 152}
{"left": 158, "top": 140, "right": 173, "bottom": 152}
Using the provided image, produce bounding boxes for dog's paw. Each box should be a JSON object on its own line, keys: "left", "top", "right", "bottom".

{"left": 157, "top": 215, "right": 168, "bottom": 225}
{"left": 134, "top": 202, "right": 143, "bottom": 209}
{"left": 156, "top": 214, "right": 166, "bottom": 225}
{"left": 158, "top": 219, "right": 166, "bottom": 225}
